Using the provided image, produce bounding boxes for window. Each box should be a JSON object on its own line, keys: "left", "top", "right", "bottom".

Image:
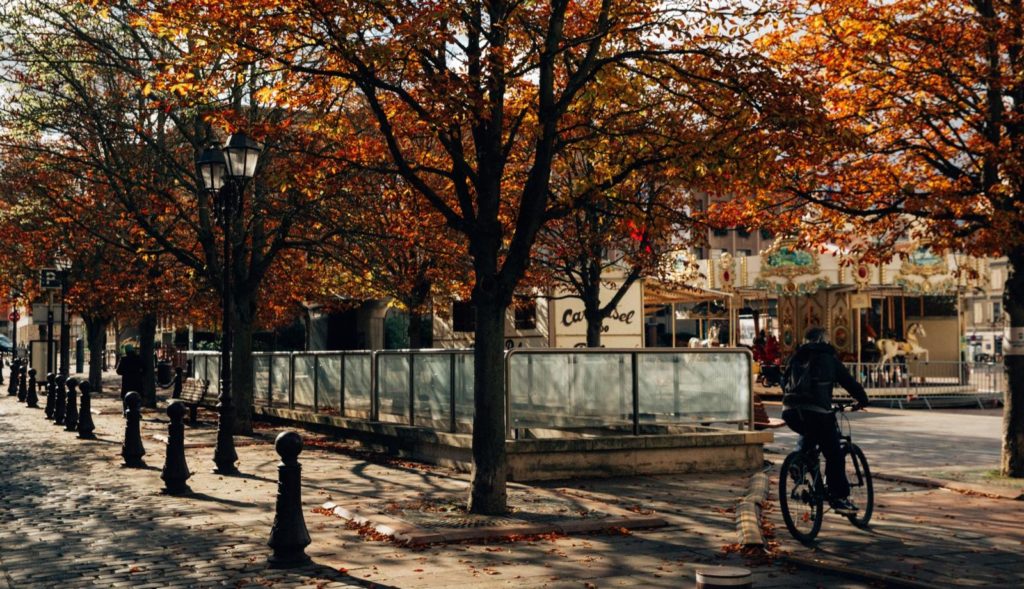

{"left": 712, "top": 228, "right": 729, "bottom": 237}
{"left": 514, "top": 298, "right": 537, "bottom": 330}
{"left": 737, "top": 249, "right": 752, "bottom": 257}
{"left": 452, "top": 301, "right": 475, "bottom": 332}
{"left": 737, "top": 226, "right": 750, "bottom": 238}
{"left": 760, "top": 229, "right": 773, "bottom": 240}
{"left": 993, "top": 302, "right": 1002, "bottom": 322}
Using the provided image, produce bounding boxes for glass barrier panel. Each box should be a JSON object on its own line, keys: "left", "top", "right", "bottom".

{"left": 317, "top": 355, "right": 342, "bottom": 415}
{"left": 377, "top": 354, "right": 410, "bottom": 424}
{"left": 293, "top": 355, "right": 315, "bottom": 410}
{"left": 344, "top": 354, "right": 372, "bottom": 418}
{"left": 453, "top": 353, "right": 474, "bottom": 433}
{"left": 413, "top": 354, "right": 452, "bottom": 430}
{"left": 271, "top": 355, "right": 290, "bottom": 406}
{"left": 253, "top": 355, "right": 270, "bottom": 405}
{"left": 639, "top": 352, "right": 749, "bottom": 423}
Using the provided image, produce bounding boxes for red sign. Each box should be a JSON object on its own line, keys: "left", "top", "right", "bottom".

{"left": 8, "top": 311, "right": 19, "bottom": 322}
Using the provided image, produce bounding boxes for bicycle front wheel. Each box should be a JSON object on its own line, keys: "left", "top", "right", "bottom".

{"left": 844, "top": 443, "right": 874, "bottom": 527}
{"left": 779, "top": 452, "right": 823, "bottom": 543}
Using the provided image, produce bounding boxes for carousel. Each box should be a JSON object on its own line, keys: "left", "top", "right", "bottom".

{"left": 682, "top": 239, "right": 1002, "bottom": 403}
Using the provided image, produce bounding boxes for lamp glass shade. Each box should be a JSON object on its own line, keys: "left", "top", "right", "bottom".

{"left": 197, "top": 146, "right": 227, "bottom": 192}
{"left": 223, "top": 132, "right": 261, "bottom": 179}
{"left": 54, "top": 253, "right": 71, "bottom": 271}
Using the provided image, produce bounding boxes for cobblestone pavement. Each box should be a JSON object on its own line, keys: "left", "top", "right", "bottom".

{"left": 0, "top": 374, "right": 893, "bottom": 588}
{"left": 765, "top": 462, "right": 1024, "bottom": 588}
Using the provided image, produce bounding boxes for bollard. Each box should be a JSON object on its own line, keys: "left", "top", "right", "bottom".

{"left": 17, "top": 363, "right": 27, "bottom": 402}
{"left": 26, "top": 368, "right": 39, "bottom": 408}
{"left": 696, "top": 567, "right": 752, "bottom": 589}
{"left": 7, "top": 359, "right": 18, "bottom": 396}
{"left": 44, "top": 373, "right": 56, "bottom": 419}
{"left": 77, "top": 380, "right": 96, "bottom": 439}
{"left": 54, "top": 375, "right": 67, "bottom": 426}
{"left": 64, "top": 377, "right": 79, "bottom": 432}
{"left": 267, "top": 431, "right": 312, "bottom": 568}
{"left": 171, "top": 367, "right": 183, "bottom": 399}
{"left": 121, "top": 391, "right": 146, "bottom": 468}
{"left": 160, "top": 401, "right": 191, "bottom": 495}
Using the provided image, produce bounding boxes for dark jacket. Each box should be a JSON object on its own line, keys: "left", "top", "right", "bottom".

{"left": 782, "top": 342, "right": 868, "bottom": 412}
{"left": 116, "top": 352, "right": 144, "bottom": 398}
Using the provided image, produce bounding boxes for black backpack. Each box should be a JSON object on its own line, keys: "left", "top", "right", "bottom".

{"left": 782, "top": 350, "right": 834, "bottom": 407}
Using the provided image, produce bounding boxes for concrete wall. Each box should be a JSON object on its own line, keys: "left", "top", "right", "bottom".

{"left": 254, "top": 406, "right": 770, "bottom": 481}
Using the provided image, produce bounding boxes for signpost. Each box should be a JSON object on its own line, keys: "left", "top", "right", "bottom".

{"left": 39, "top": 269, "right": 59, "bottom": 374}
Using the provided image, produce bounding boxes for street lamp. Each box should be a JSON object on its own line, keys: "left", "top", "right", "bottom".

{"left": 55, "top": 250, "right": 72, "bottom": 378}
{"left": 196, "top": 131, "right": 261, "bottom": 475}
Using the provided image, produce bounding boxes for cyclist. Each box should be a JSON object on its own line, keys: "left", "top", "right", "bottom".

{"left": 781, "top": 326, "right": 869, "bottom": 515}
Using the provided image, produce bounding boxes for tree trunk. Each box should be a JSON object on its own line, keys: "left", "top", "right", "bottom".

{"left": 232, "top": 288, "right": 257, "bottom": 435}
{"left": 408, "top": 310, "right": 424, "bottom": 349}
{"left": 583, "top": 262, "right": 604, "bottom": 348}
{"left": 138, "top": 312, "right": 158, "bottom": 408}
{"left": 585, "top": 304, "right": 604, "bottom": 348}
{"left": 468, "top": 294, "right": 509, "bottom": 515}
{"left": 83, "top": 314, "right": 109, "bottom": 394}
{"left": 1001, "top": 247, "right": 1024, "bottom": 477}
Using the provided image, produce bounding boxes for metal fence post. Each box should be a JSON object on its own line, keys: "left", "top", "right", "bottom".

{"left": 408, "top": 353, "right": 416, "bottom": 426}
{"left": 449, "top": 353, "right": 457, "bottom": 434}
{"left": 289, "top": 353, "right": 295, "bottom": 410}
{"left": 370, "top": 352, "right": 379, "bottom": 422}
{"left": 631, "top": 352, "right": 640, "bottom": 436}
{"left": 339, "top": 353, "right": 346, "bottom": 417}
{"left": 313, "top": 355, "right": 319, "bottom": 414}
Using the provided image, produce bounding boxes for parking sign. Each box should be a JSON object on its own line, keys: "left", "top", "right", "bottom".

{"left": 39, "top": 268, "right": 61, "bottom": 289}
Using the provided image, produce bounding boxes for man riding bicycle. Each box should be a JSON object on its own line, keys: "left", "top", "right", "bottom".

{"left": 781, "top": 327, "right": 870, "bottom": 514}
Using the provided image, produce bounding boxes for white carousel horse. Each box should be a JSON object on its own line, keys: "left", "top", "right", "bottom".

{"left": 688, "top": 324, "right": 721, "bottom": 348}
{"left": 876, "top": 323, "right": 928, "bottom": 369}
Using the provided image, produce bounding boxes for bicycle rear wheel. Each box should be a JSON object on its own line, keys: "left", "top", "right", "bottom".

{"left": 779, "top": 452, "right": 823, "bottom": 543}
{"left": 844, "top": 443, "right": 874, "bottom": 527}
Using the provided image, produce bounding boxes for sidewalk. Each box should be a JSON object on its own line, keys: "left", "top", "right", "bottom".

{"left": 0, "top": 371, "right": 1014, "bottom": 588}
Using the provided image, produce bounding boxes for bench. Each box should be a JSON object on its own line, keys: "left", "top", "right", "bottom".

{"left": 179, "top": 378, "right": 214, "bottom": 425}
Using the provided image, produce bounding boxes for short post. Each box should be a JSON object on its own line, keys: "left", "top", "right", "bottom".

{"left": 64, "top": 376, "right": 79, "bottom": 432}
{"left": 161, "top": 400, "right": 191, "bottom": 495}
{"left": 6, "top": 359, "right": 18, "bottom": 396}
{"left": 26, "top": 368, "right": 39, "bottom": 408}
{"left": 267, "top": 431, "right": 312, "bottom": 568}
{"left": 44, "top": 373, "right": 56, "bottom": 420}
{"left": 54, "top": 374, "right": 67, "bottom": 426}
{"left": 172, "top": 367, "right": 183, "bottom": 399}
{"left": 17, "top": 363, "right": 27, "bottom": 402}
{"left": 121, "top": 391, "right": 146, "bottom": 468}
{"left": 696, "top": 567, "right": 752, "bottom": 589}
{"left": 77, "top": 380, "right": 96, "bottom": 439}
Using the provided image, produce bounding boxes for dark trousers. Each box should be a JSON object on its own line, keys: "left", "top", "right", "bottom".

{"left": 782, "top": 408, "right": 849, "bottom": 500}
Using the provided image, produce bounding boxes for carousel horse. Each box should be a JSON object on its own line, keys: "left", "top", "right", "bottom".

{"left": 688, "top": 324, "right": 721, "bottom": 348}
{"left": 875, "top": 323, "right": 928, "bottom": 370}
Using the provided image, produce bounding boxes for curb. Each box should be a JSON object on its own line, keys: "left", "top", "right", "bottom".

{"left": 875, "top": 472, "right": 1024, "bottom": 501}
{"left": 736, "top": 470, "right": 769, "bottom": 546}
{"left": 779, "top": 553, "right": 944, "bottom": 589}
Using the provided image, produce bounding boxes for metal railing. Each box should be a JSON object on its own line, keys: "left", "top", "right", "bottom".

{"left": 184, "top": 347, "right": 753, "bottom": 437}
{"left": 840, "top": 360, "right": 1006, "bottom": 406}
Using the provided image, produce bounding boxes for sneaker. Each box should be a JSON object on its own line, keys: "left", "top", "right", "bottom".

{"left": 830, "top": 498, "right": 859, "bottom": 515}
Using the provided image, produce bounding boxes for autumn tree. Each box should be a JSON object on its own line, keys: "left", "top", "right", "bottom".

{"left": 135, "top": 0, "right": 818, "bottom": 513}
{"left": 729, "top": 0, "right": 1024, "bottom": 476}
{"left": 2, "top": 0, "right": 360, "bottom": 430}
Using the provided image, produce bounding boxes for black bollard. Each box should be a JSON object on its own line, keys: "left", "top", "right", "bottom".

{"left": 44, "top": 373, "right": 56, "bottom": 420}
{"left": 64, "top": 377, "right": 79, "bottom": 432}
{"left": 161, "top": 401, "right": 191, "bottom": 495}
{"left": 268, "top": 431, "right": 312, "bottom": 568}
{"left": 7, "top": 359, "right": 18, "bottom": 396}
{"left": 77, "top": 380, "right": 96, "bottom": 439}
{"left": 121, "top": 391, "right": 146, "bottom": 468}
{"left": 171, "top": 367, "right": 183, "bottom": 399}
{"left": 26, "top": 368, "right": 39, "bottom": 408}
{"left": 54, "top": 375, "right": 67, "bottom": 426}
{"left": 17, "top": 363, "right": 27, "bottom": 402}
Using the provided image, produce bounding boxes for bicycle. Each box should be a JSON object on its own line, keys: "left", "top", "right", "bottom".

{"left": 778, "top": 401, "right": 874, "bottom": 543}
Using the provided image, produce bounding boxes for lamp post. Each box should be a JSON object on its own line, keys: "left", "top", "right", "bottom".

{"left": 55, "top": 251, "right": 71, "bottom": 378}
{"left": 196, "top": 131, "right": 261, "bottom": 476}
